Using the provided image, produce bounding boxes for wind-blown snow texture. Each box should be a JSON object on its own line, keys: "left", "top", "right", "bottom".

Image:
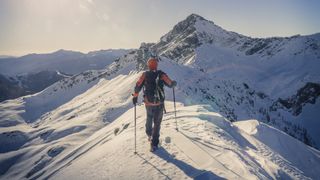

{"left": 0, "top": 14, "right": 319, "bottom": 179}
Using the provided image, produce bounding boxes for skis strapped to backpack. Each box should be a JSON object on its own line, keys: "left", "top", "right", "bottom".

{"left": 155, "top": 71, "right": 166, "bottom": 113}
{"left": 154, "top": 71, "right": 164, "bottom": 102}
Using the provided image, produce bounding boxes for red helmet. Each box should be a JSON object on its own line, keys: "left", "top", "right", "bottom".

{"left": 147, "top": 58, "right": 158, "bottom": 70}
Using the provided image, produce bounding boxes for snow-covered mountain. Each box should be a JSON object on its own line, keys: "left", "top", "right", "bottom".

{"left": 111, "top": 14, "right": 320, "bottom": 150}
{"left": 0, "top": 14, "right": 319, "bottom": 179}
{"left": 0, "top": 49, "right": 130, "bottom": 102}
{"left": 162, "top": 14, "right": 320, "bottom": 147}
{"left": 154, "top": 14, "right": 319, "bottom": 99}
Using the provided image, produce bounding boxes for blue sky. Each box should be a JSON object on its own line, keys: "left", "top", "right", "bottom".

{"left": 0, "top": 0, "right": 319, "bottom": 56}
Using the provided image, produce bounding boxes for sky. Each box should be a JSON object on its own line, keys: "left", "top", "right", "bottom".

{"left": 0, "top": 0, "right": 319, "bottom": 56}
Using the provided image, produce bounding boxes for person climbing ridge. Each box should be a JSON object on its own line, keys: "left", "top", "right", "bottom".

{"left": 132, "top": 57, "right": 177, "bottom": 152}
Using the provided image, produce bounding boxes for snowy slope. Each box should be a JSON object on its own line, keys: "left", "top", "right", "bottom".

{"left": 50, "top": 103, "right": 320, "bottom": 180}
{"left": 0, "top": 71, "right": 139, "bottom": 179}
{"left": 1, "top": 71, "right": 320, "bottom": 179}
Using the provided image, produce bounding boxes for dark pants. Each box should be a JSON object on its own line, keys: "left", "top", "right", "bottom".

{"left": 145, "top": 105, "right": 164, "bottom": 147}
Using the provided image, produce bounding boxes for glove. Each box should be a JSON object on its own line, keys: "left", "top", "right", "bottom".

{"left": 171, "top": 80, "right": 177, "bottom": 88}
{"left": 132, "top": 97, "right": 138, "bottom": 105}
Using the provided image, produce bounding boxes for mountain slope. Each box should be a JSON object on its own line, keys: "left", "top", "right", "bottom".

{"left": 0, "top": 71, "right": 138, "bottom": 179}
{"left": 153, "top": 14, "right": 320, "bottom": 99}
{"left": 0, "top": 57, "right": 319, "bottom": 179}
{"left": 1, "top": 72, "right": 320, "bottom": 179}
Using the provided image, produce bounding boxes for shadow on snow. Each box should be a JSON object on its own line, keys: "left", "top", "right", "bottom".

{"left": 137, "top": 147, "right": 225, "bottom": 180}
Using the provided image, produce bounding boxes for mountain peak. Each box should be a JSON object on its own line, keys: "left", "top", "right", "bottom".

{"left": 53, "top": 49, "right": 79, "bottom": 54}
{"left": 162, "top": 14, "right": 204, "bottom": 40}
{"left": 175, "top": 14, "right": 208, "bottom": 30}
{"left": 185, "top": 13, "right": 206, "bottom": 22}
{"left": 154, "top": 13, "right": 227, "bottom": 63}
{"left": 51, "top": 49, "right": 84, "bottom": 57}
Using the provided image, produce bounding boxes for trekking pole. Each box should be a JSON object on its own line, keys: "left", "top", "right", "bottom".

{"left": 173, "top": 87, "right": 178, "bottom": 131}
{"left": 134, "top": 104, "right": 137, "bottom": 154}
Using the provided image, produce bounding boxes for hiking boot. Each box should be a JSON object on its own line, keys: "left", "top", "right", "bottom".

{"left": 150, "top": 144, "right": 158, "bottom": 152}
{"left": 150, "top": 141, "right": 158, "bottom": 152}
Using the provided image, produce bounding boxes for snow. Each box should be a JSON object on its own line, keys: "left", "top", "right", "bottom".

{"left": 1, "top": 71, "right": 319, "bottom": 179}
{"left": 0, "top": 72, "right": 140, "bottom": 179}
{"left": 233, "top": 119, "right": 260, "bottom": 135}
{"left": 234, "top": 119, "right": 320, "bottom": 178}
{"left": 49, "top": 103, "right": 320, "bottom": 179}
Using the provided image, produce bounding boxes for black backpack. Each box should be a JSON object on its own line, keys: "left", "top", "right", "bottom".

{"left": 143, "top": 70, "right": 165, "bottom": 103}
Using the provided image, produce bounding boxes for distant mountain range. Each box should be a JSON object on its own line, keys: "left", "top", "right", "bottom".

{"left": 0, "top": 55, "right": 16, "bottom": 59}
{"left": 0, "top": 49, "right": 130, "bottom": 102}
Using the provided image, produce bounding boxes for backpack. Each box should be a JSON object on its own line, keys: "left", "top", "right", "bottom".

{"left": 143, "top": 70, "right": 165, "bottom": 103}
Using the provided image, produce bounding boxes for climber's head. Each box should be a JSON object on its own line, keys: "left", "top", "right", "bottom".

{"left": 147, "top": 58, "right": 158, "bottom": 71}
